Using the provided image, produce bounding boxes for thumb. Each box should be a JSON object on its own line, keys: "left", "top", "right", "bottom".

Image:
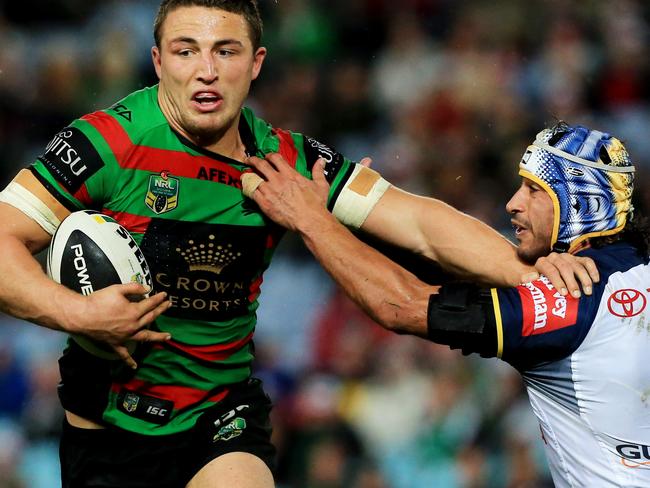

{"left": 113, "top": 344, "right": 138, "bottom": 370}
{"left": 313, "top": 158, "right": 328, "bottom": 186}
{"left": 241, "top": 172, "right": 264, "bottom": 199}
{"left": 520, "top": 272, "right": 539, "bottom": 284}
{"left": 359, "top": 157, "right": 373, "bottom": 168}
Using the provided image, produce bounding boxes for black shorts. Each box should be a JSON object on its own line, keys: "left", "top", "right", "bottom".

{"left": 60, "top": 378, "right": 275, "bottom": 488}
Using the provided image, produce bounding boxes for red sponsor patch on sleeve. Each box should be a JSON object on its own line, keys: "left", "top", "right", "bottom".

{"left": 518, "top": 276, "right": 579, "bottom": 336}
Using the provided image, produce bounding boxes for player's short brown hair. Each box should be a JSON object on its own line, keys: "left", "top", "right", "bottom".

{"left": 154, "top": 0, "right": 263, "bottom": 50}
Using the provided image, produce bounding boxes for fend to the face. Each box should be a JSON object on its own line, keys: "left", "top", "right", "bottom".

{"left": 151, "top": 5, "right": 266, "bottom": 145}
{"left": 506, "top": 178, "right": 555, "bottom": 264}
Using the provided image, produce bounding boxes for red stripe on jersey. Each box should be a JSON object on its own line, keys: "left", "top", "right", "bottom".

{"left": 162, "top": 332, "right": 254, "bottom": 362}
{"left": 265, "top": 228, "right": 283, "bottom": 249}
{"left": 101, "top": 209, "right": 152, "bottom": 234}
{"left": 81, "top": 111, "right": 132, "bottom": 163}
{"left": 113, "top": 379, "right": 229, "bottom": 411}
{"left": 73, "top": 183, "right": 93, "bottom": 207}
{"left": 82, "top": 111, "right": 242, "bottom": 188}
{"left": 519, "top": 276, "right": 579, "bottom": 336}
{"left": 249, "top": 275, "right": 263, "bottom": 302}
{"left": 273, "top": 129, "right": 298, "bottom": 168}
{"left": 125, "top": 145, "right": 243, "bottom": 182}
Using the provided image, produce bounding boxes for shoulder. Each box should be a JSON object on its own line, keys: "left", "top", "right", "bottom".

{"left": 77, "top": 85, "right": 168, "bottom": 144}
{"left": 579, "top": 241, "right": 647, "bottom": 281}
{"left": 241, "top": 107, "right": 348, "bottom": 176}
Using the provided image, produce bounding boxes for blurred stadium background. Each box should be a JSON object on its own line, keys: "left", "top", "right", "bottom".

{"left": 0, "top": 0, "right": 649, "bottom": 486}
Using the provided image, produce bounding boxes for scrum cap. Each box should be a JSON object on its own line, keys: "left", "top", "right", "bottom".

{"left": 519, "top": 122, "right": 635, "bottom": 252}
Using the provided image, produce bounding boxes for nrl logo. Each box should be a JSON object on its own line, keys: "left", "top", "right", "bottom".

{"left": 213, "top": 417, "right": 247, "bottom": 442}
{"left": 145, "top": 171, "right": 180, "bottom": 214}
{"left": 123, "top": 393, "right": 139, "bottom": 413}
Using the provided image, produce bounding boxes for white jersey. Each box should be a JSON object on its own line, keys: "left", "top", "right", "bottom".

{"left": 492, "top": 242, "right": 650, "bottom": 487}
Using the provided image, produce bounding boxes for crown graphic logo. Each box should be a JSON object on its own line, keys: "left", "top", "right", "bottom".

{"left": 176, "top": 235, "right": 241, "bottom": 274}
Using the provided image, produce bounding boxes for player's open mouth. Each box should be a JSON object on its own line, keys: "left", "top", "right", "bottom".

{"left": 192, "top": 91, "right": 223, "bottom": 111}
{"left": 512, "top": 221, "right": 527, "bottom": 236}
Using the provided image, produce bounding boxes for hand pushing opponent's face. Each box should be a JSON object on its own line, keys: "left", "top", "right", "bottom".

{"left": 152, "top": 6, "right": 266, "bottom": 144}
{"left": 506, "top": 178, "right": 555, "bottom": 264}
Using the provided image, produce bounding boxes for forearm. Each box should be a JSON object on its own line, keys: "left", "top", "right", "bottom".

{"left": 0, "top": 235, "right": 81, "bottom": 331}
{"left": 298, "top": 212, "right": 433, "bottom": 336}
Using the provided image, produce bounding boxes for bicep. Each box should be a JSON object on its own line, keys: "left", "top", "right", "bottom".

{"left": 362, "top": 187, "right": 526, "bottom": 285}
{"left": 361, "top": 186, "right": 434, "bottom": 258}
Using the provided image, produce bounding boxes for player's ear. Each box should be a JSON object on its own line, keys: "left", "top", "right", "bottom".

{"left": 251, "top": 47, "right": 266, "bottom": 81}
{"left": 152, "top": 46, "right": 162, "bottom": 80}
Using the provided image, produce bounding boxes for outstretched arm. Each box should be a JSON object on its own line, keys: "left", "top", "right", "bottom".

{"left": 244, "top": 154, "right": 597, "bottom": 294}
{"left": 361, "top": 186, "right": 522, "bottom": 286}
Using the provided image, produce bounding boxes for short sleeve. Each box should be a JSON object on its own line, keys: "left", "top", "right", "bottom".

{"left": 492, "top": 275, "right": 597, "bottom": 370}
{"left": 29, "top": 116, "right": 121, "bottom": 211}
{"left": 296, "top": 134, "right": 361, "bottom": 211}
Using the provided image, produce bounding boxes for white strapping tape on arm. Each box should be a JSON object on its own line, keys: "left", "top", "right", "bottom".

{"left": 332, "top": 165, "right": 390, "bottom": 228}
{"left": 0, "top": 182, "right": 61, "bottom": 235}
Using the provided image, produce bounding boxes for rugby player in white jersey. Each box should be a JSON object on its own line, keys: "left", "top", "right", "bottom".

{"left": 245, "top": 122, "right": 650, "bottom": 487}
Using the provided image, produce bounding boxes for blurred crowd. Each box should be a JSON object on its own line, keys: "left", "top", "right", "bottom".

{"left": 0, "top": 0, "right": 649, "bottom": 486}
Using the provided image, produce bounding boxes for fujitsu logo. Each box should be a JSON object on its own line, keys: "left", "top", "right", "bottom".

{"left": 45, "top": 130, "right": 87, "bottom": 176}
{"left": 306, "top": 137, "right": 335, "bottom": 163}
{"left": 608, "top": 289, "right": 648, "bottom": 318}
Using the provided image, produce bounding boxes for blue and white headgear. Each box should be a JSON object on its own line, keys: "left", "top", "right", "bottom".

{"left": 519, "top": 122, "right": 635, "bottom": 253}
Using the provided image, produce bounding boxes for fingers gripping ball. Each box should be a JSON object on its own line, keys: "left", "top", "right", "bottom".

{"left": 47, "top": 210, "right": 153, "bottom": 359}
{"left": 241, "top": 172, "right": 264, "bottom": 198}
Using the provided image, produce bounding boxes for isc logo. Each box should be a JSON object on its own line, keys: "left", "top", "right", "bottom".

{"left": 146, "top": 406, "right": 167, "bottom": 417}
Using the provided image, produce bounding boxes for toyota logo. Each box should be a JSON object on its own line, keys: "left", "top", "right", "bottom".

{"left": 608, "top": 289, "right": 647, "bottom": 318}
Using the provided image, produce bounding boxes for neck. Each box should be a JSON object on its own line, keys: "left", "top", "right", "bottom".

{"left": 157, "top": 87, "right": 247, "bottom": 161}
{"left": 190, "top": 120, "right": 247, "bottom": 160}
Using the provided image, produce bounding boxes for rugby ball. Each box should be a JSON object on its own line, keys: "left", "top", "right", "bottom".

{"left": 47, "top": 210, "right": 153, "bottom": 359}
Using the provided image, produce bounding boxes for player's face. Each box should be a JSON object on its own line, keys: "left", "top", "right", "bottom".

{"left": 152, "top": 6, "right": 266, "bottom": 144}
{"left": 506, "top": 178, "right": 554, "bottom": 264}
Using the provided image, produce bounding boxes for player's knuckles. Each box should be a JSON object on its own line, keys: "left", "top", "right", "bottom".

{"left": 245, "top": 156, "right": 263, "bottom": 166}
{"left": 544, "top": 270, "right": 562, "bottom": 284}
{"left": 267, "top": 152, "right": 286, "bottom": 165}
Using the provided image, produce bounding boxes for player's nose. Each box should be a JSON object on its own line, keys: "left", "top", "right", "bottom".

{"left": 506, "top": 185, "right": 526, "bottom": 214}
{"left": 197, "top": 53, "right": 217, "bottom": 83}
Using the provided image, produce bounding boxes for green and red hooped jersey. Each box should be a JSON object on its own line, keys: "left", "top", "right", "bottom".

{"left": 31, "top": 85, "right": 358, "bottom": 435}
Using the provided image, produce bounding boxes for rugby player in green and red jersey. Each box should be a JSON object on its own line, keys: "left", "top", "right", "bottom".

{"left": 0, "top": 1, "right": 598, "bottom": 487}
